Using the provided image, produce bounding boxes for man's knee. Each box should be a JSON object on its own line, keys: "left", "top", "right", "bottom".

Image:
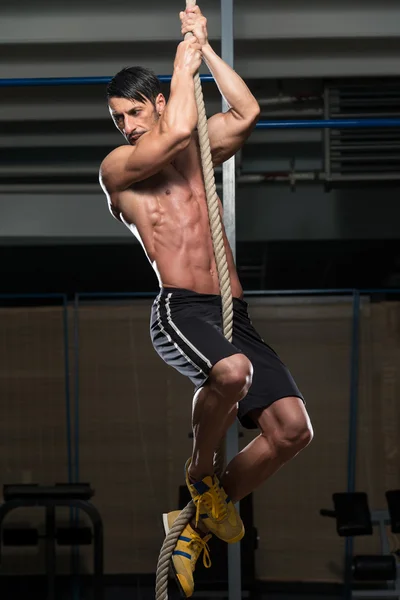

{"left": 275, "top": 412, "right": 313, "bottom": 456}
{"left": 210, "top": 354, "right": 253, "bottom": 401}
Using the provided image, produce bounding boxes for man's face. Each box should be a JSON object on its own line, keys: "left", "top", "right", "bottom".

{"left": 108, "top": 94, "right": 164, "bottom": 145}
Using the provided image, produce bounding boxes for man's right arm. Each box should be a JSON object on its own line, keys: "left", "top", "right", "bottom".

{"left": 100, "top": 39, "right": 202, "bottom": 196}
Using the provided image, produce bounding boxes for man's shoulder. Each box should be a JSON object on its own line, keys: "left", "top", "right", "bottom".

{"left": 99, "top": 145, "right": 134, "bottom": 196}
{"left": 100, "top": 144, "right": 131, "bottom": 173}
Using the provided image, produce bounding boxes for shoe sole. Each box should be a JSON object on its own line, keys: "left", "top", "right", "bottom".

{"left": 205, "top": 523, "right": 244, "bottom": 544}
{"left": 226, "top": 527, "right": 245, "bottom": 544}
{"left": 162, "top": 513, "right": 189, "bottom": 599}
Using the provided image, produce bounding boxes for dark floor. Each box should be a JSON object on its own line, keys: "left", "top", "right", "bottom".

{"left": 0, "top": 576, "right": 344, "bottom": 600}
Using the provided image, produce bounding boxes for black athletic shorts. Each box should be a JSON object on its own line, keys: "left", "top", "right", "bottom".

{"left": 150, "top": 287, "right": 304, "bottom": 429}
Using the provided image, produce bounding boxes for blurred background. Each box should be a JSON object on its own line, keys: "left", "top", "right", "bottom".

{"left": 1, "top": 0, "right": 400, "bottom": 598}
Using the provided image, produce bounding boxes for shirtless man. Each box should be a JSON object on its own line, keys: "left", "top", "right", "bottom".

{"left": 100, "top": 6, "right": 313, "bottom": 597}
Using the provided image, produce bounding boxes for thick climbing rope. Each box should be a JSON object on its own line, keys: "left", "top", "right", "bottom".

{"left": 155, "top": 2, "right": 234, "bottom": 598}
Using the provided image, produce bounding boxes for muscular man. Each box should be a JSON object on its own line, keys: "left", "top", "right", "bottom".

{"left": 100, "top": 6, "right": 313, "bottom": 597}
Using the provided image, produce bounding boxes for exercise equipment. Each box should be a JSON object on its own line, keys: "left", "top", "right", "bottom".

{"left": 352, "top": 556, "right": 397, "bottom": 582}
{"left": 321, "top": 493, "right": 400, "bottom": 599}
{"left": 386, "top": 491, "right": 400, "bottom": 534}
{"left": 0, "top": 483, "right": 104, "bottom": 600}
{"left": 3, "top": 525, "right": 93, "bottom": 546}
{"left": 320, "top": 492, "right": 373, "bottom": 537}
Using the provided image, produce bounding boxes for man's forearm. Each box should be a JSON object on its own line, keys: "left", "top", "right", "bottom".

{"left": 201, "top": 43, "right": 259, "bottom": 118}
{"left": 161, "top": 69, "right": 198, "bottom": 135}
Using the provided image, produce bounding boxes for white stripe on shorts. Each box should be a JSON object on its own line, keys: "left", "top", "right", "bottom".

{"left": 165, "top": 292, "right": 212, "bottom": 369}
{"left": 155, "top": 293, "right": 206, "bottom": 376}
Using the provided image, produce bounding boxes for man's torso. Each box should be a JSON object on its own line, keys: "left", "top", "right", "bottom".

{"left": 111, "top": 135, "right": 243, "bottom": 297}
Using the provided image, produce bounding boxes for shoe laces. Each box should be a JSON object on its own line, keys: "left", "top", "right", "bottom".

{"left": 189, "top": 533, "right": 212, "bottom": 569}
{"left": 194, "top": 480, "right": 227, "bottom": 527}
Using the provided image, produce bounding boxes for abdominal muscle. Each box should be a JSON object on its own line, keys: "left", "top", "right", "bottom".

{"left": 154, "top": 221, "right": 241, "bottom": 297}
{"left": 118, "top": 170, "right": 243, "bottom": 299}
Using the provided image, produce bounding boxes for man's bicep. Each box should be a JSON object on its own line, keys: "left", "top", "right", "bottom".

{"left": 101, "top": 131, "right": 189, "bottom": 192}
{"left": 100, "top": 146, "right": 137, "bottom": 193}
{"left": 101, "top": 141, "right": 163, "bottom": 192}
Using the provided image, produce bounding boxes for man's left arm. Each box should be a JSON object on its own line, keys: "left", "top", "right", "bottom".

{"left": 181, "top": 6, "right": 260, "bottom": 166}
{"left": 202, "top": 43, "right": 260, "bottom": 166}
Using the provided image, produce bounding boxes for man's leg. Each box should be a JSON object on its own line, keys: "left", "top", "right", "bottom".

{"left": 188, "top": 353, "right": 253, "bottom": 483}
{"left": 184, "top": 353, "right": 253, "bottom": 543}
{"left": 221, "top": 396, "right": 313, "bottom": 503}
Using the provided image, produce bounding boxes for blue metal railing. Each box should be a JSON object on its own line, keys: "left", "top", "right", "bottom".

{"left": 0, "top": 75, "right": 214, "bottom": 87}
{"left": 256, "top": 118, "right": 400, "bottom": 129}
{"left": 345, "top": 291, "right": 361, "bottom": 599}
{"left": 73, "top": 296, "right": 81, "bottom": 486}
{"left": 2, "top": 76, "right": 400, "bottom": 130}
{"left": 62, "top": 295, "right": 73, "bottom": 486}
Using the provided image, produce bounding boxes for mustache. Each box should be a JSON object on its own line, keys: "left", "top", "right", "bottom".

{"left": 128, "top": 131, "right": 146, "bottom": 143}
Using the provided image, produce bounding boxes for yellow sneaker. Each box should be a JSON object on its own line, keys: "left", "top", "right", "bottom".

{"left": 162, "top": 510, "right": 212, "bottom": 598}
{"left": 185, "top": 459, "right": 245, "bottom": 544}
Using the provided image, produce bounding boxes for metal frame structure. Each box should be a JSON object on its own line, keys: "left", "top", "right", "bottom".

{"left": 2, "top": 289, "right": 400, "bottom": 597}
{"left": 72, "top": 288, "right": 398, "bottom": 599}
{"left": 352, "top": 510, "right": 400, "bottom": 600}
{"left": 2, "top": 82, "right": 400, "bottom": 129}
{"left": 220, "top": 0, "right": 241, "bottom": 597}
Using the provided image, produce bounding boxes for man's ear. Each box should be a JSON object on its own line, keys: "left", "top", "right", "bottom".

{"left": 155, "top": 93, "right": 166, "bottom": 116}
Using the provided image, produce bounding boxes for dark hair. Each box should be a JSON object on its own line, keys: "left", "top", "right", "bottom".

{"left": 106, "top": 66, "right": 161, "bottom": 106}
